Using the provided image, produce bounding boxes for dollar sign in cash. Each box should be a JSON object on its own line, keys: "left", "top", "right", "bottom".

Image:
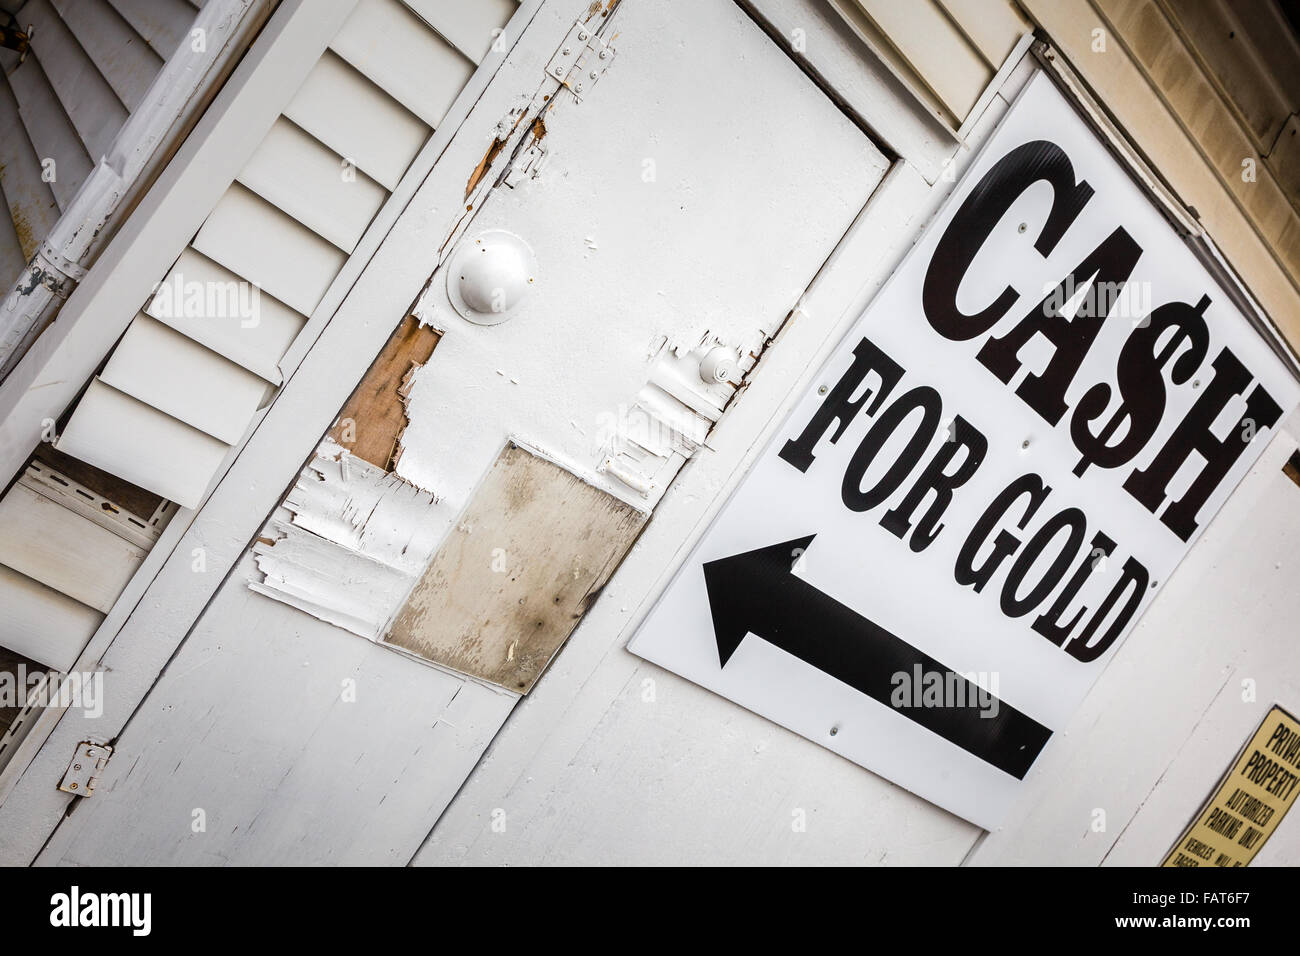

{"left": 1071, "top": 295, "right": 1212, "bottom": 477}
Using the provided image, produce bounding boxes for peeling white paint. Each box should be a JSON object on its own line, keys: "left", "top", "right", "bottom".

{"left": 249, "top": 439, "right": 444, "bottom": 638}
{"left": 595, "top": 331, "right": 767, "bottom": 499}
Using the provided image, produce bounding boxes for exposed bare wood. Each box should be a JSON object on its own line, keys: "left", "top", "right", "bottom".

{"left": 328, "top": 316, "right": 439, "bottom": 471}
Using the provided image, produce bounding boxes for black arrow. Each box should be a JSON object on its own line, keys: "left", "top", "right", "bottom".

{"left": 703, "top": 535, "right": 1051, "bottom": 779}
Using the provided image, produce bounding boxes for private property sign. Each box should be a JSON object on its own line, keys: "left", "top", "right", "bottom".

{"left": 628, "top": 73, "right": 1300, "bottom": 829}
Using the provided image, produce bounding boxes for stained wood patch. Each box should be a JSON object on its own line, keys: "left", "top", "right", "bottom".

{"left": 385, "top": 444, "right": 647, "bottom": 692}
{"left": 328, "top": 316, "right": 439, "bottom": 470}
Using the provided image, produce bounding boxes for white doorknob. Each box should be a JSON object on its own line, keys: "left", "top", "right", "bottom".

{"left": 447, "top": 230, "right": 537, "bottom": 325}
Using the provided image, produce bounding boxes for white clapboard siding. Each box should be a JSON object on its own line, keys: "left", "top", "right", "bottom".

{"left": 0, "top": 181, "right": 24, "bottom": 283}
{"left": 5, "top": 55, "right": 94, "bottom": 212}
{"left": 56, "top": 380, "right": 231, "bottom": 510}
{"left": 23, "top": 0, "right": 130, "bottom": 159}
{"left": 0, "top": 564, "right": 103, "bottom": 672}
{"left": 98, "top": 315, "right": 270, "bottom": 444}
{"left": 0, "top": 483, "right": 146, "bottom": 613}
{"left": 12, "top": 0, "right": 501, "bottom": 532}
{"left": 283, "top": 51, "right": 428, "bottom": 191}
{"left": 146, "top": 247, "right": 304, "bottom": 384}
{"left": 330, "top": 0, "right": 474, "bottom": 129}
{"left": 400, "top": 0, "right": 518, "bottom": 65}
{"left": 50, "top": 0, "right": 163, "bottom": 112}
{"left": 192, "top": 183, "right": 347, "bottom": 316}
{"left": 933, "top": 0, "right": 1030, "bottom": 68}
{"left": 0, "top": 80, "right": 60, "bottom": 260}
{"left": 237, "top": 117, "right": 388, "bottom": 252}
{"left": 106, "top": 0, "right": 196, "bottom": 60}
{"left": 848, "top": 0, "right": 993, "bottom": 122}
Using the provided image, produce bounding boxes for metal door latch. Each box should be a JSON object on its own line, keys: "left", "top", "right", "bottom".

{"left": 543, "top": 19, "right": 615, "bottom": 102}
{"left": 58, "top": 742, "right": 113, "bottom": 797}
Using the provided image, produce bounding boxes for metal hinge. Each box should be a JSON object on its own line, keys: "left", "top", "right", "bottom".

{"left": 543, "top": 19, "right": 615, "bottom": 102}
{"left": 58, "top": 742, "right": 113, "bottom": 797}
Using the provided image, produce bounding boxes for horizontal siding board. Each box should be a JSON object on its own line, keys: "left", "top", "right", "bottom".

{"left": 0, "top": 482, "right": 146, "bottom": 612}
{"left": 0, "top": 79, "right": 60, "bottom": 259}
{"left": 6, "top": 55, "right": 94, "bottom": 211}
{"left": 1270, "top": 117, "right": 1300, "bottom": 221}
{"left": 283, "top": 51, "right": 427, "bottom": 191}
{"left": 330, "top": 0, "right": 474, "bottom": 129}
{"left": 145, "top": 246, "right": 304, "bottom": 383}
{"left": 1092, "top": 0, "right": 1300, "bottom": 282}
{"left": 24, "top": 0, "right": 130, "bottom": 159}
{"left": 56, "top": 379, "right": 231, "bottom": 509}
{"left": 386, "top": 444, "right": 648, "bottom": 692}
{"left": 192, "top": 182, "right": 347, "bottom": 316}
{"left": 0, "top": 563, "right": 102, "bottom": 672}
{"left": 237, "top": 117, "right": 388, "bottom": 252}
{"left": 1159, "top": 0, "right": 1298, "bottom": 153}
{"left": 98, "top": 314, "right": 270, "bottom": 444}
{"left": 825, "top": 0, "right": 959, "bottom": 129}
{"left": 400, "top": 0, "right": 518, "bottom": 65}
{"left": 50, "top": 0, "right": 162, "bottom": 112}
{"left": 1020, "top": 0, "right": 1300, "bottom": 356}
{"left": 934, "top": 0, "right": 1031, "bottom": 68}
{"left": 106, "top": 0, "right": 196, "bottom": 60}
{"left": 0, "top": 179, "right": 25, "bottom": 287}
{"left": 851, "top": 0, "right": 992, "bottom": 120}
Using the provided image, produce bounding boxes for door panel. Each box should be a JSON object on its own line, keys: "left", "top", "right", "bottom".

{"left": 31, "top": 0, "right": 926, "bottom": 866}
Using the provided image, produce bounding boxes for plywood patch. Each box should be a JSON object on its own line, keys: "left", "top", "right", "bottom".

{"left": 329, "top": 316, "right": 440, "bottom": 471}
{"left": 386, "top": 443, "right": 647, "bottom": 692}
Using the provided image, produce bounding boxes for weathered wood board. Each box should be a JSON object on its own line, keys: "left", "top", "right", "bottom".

{"left": 386, "top": 443, "right": 647, "bottom": 691}
{"left": 327, "top": 315, "right": 439, "bottom": 471}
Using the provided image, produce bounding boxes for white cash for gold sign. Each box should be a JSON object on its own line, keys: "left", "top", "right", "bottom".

{"left": 628, "top": 73, "right": 1300, "bottom": 829}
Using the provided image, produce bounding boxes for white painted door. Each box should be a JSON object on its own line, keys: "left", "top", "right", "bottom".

{"left": 19, "top": 0, "right": 937, "bottom": 866}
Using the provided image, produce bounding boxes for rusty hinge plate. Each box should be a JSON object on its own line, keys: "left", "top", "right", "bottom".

{"left": 543, "top": 19, "right": 615, "bottom": 102}
{"left": 58, "top": 742, "right": 112, "bottom": 797}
